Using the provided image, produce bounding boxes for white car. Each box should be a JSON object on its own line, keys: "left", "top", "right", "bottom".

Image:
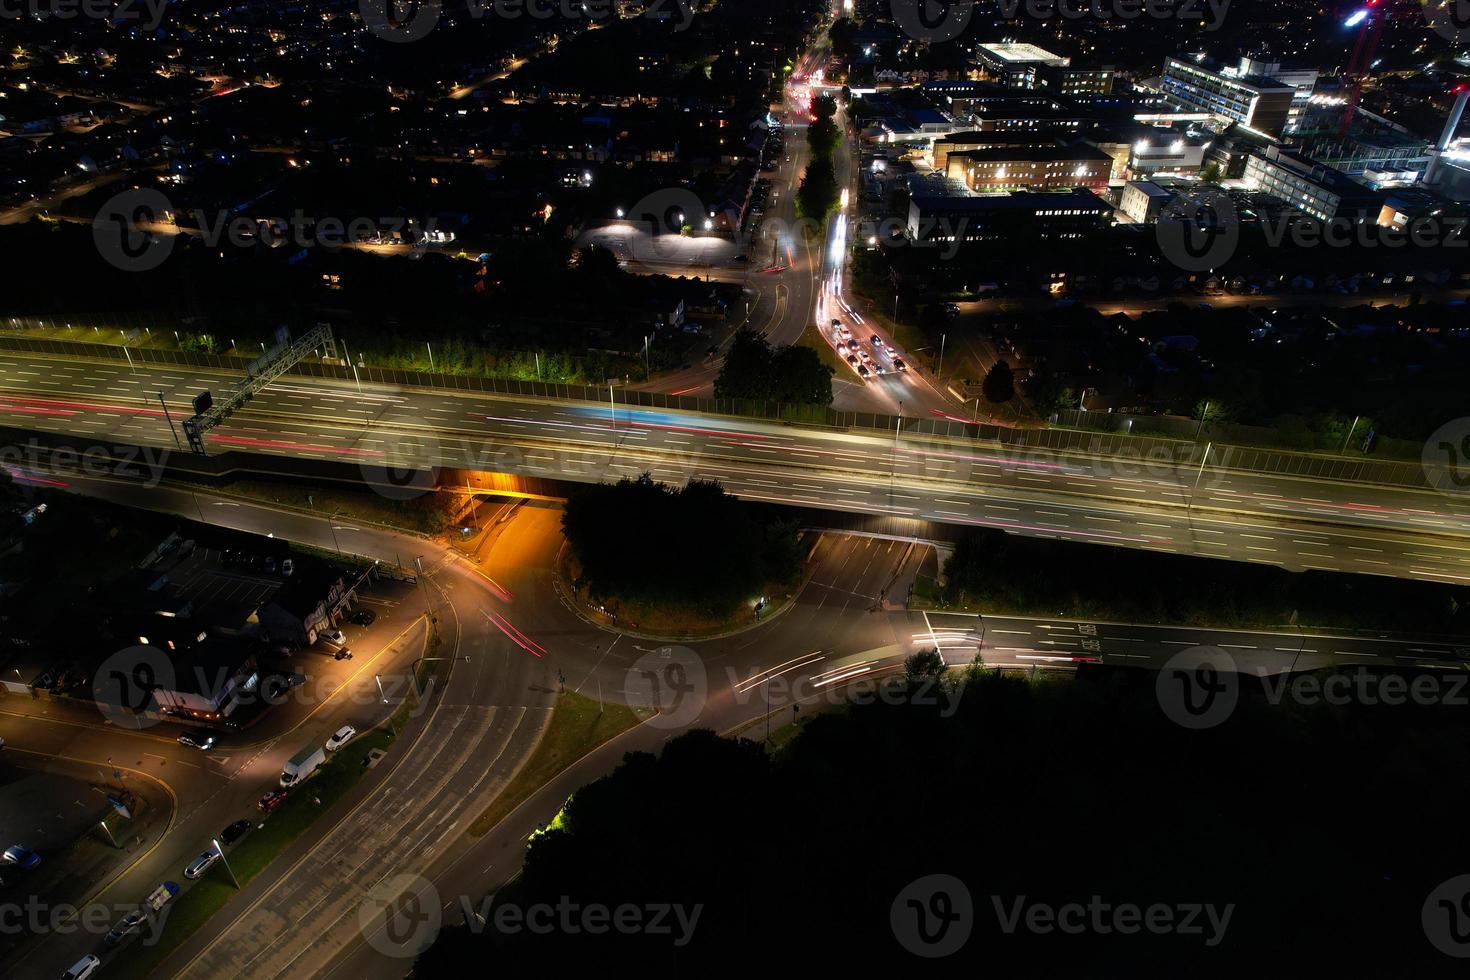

{"left": 325, "top": 725, "right": 357, "bottom": 752}
{"left": 62, "top": 955, "right": 100, "bottom": 980}
{"left": 319, "top": 629, "right": 347, "bottom": 647}
{"left": 184, "top": 849, "right": 220, "bottom": 880}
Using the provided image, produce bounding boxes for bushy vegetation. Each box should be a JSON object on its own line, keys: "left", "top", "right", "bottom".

{"left": 561, "top": 475, "right": 802, "bottom": 614}
{"left": 417, "top": 666, "right": 1470, "bottom": 975}
{"left": 942, "top": 528, "right": 1470, "bottom": 634}
{"left": 714, "top": 329, "right": 834, "bottom": 406}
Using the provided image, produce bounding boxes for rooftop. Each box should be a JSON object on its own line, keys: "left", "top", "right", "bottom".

{"left": 977, "top": 43, "right": 1069, "bottom": 66}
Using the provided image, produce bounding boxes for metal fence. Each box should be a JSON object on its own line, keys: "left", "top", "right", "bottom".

{"left": 0, "top": 333, "right": 1445, "bottom": 491}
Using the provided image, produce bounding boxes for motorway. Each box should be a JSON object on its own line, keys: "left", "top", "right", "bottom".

{"left": 2, "top": 351, "right": 1470, "bottom": 583}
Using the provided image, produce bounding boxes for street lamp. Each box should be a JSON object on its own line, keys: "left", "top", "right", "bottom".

{"left": 213, "top": 839, "right": 240, "bottom": 889}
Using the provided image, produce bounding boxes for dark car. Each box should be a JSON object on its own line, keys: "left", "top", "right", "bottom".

{"left": 348, "top": 609, "right": 376, "bottom": 627}
{"left": 220, "top": 820, "right": 252, "bottom": 846}
{"left": 178, "top": 732, "right": 216, "bottom": 751}
{"left": 106, "top": 910, "right": 147, "bottom": 946}
{"left": 257, "top": 789, "right": 288, "bottom": 813}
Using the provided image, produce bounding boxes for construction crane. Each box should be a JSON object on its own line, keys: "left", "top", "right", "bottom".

{"left": 1339, "top": 1, "right": 1386, "bottom": 137}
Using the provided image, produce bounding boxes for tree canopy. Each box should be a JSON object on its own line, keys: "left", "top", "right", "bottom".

{"left": 982, "top": 360, "right": 1015, "bottom": 405}
{"left": 714, "top": 330, "right": 834, "bottom": 405}
{"left": 561, "top": 474, "right": 802, "bottom": 614}
{"left": 416, "top": 667, "right": 1470, "bottom": 975}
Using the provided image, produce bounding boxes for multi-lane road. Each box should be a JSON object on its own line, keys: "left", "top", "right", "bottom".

{"left": 2, "top": 350, "right": 1470, "bottom": 583}
{"left": 6, "top": 466, "right": 1466, "bottom": 979}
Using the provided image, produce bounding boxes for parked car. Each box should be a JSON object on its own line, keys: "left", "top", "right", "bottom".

{"left": 220, "top": 820, "right": 252, "bottom": 846}
{"left": 106, "top": 910, "right": 147, "bottom": 946}
{"left": 857, "top": 365, "right": 870, "bottom": 377}
{"left": 61, "top": 955, "right": 100, "bottom": 980}
{"left": 257, "top": 789, "right": 289, "bottom": 813}
{"left": 183, "top": 849, "right": 221, "bottom": 880}
{"left": 326, "top": 725, "right": 357, "bottom": 752}
{"left": 2, "top": 845, "right": 40, "bottom": 869}
{"left": 319, "top": 628, "right": 347, "bottom": 647}
{"left": 348, "top": 609, "right": 376, "bottom": 626}
{"left": 178, "top": 732, "right": 216, "bottom": 751}
{"left": 281, "top": 558, "right": 294, "bottom": 576}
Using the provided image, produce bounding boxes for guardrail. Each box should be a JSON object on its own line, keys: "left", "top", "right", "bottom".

{"left": 0, "top": 333, "right": 1448, "bottom": 492}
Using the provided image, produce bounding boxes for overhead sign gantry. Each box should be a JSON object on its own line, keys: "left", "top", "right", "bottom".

{"left": 182, "top": 324, "right": 338, "bottom": 455}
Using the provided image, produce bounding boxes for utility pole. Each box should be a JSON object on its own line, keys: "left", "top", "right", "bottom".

{"left": 937, "top": 333, "right": 946, "bottom": 379}
{"left": 414, "top": 556, "right": 434, "bottom": 623}
{"left": 426, "top": 342, "right": 435, "bottom": 372}
{"left": 158, "top": 393, "right": 182, "bottom": 450}
{"left": 1341, "top": 415, "right": 1360, "bottom": 453}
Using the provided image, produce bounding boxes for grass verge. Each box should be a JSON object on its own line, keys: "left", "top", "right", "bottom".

{"left": 468, "top": 692, "right": 639, "bottom": 838}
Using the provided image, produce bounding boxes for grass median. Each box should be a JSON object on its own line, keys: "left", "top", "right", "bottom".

{"left": 468, "top": 691, "right": 640, "bottom": 838}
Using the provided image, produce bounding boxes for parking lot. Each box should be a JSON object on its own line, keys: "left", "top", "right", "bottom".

{"left": 156, "top": 546, "right": 284, "bottom": 626}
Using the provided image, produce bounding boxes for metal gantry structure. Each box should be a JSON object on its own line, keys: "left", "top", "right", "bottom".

{"left": 182, "top": 324, "right": 338, "bottom": 455}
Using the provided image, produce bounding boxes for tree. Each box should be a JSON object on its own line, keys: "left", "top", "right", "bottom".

{"left": 560, "top": 474, "right": 800, "bottom": 613}
{"left": 982, "top": 360, "right": 1015, "bottom": 406}
{"left": 1200, "top": 161, "right": 1223, "bottom": 184}
{"left": 715, "top": 330, "right": 833, "bottom": 406}
{"left": 806, "top": 116, "right": 841, "bottom": 158}
{"left": 796, "top": 157, "right": 839, "bottom": 222}
{"left": 903, "top": 648, "right": 947, "bottom": 683}
{"left": 1023, "top": 362, "right": 1072, "bottom": 417}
